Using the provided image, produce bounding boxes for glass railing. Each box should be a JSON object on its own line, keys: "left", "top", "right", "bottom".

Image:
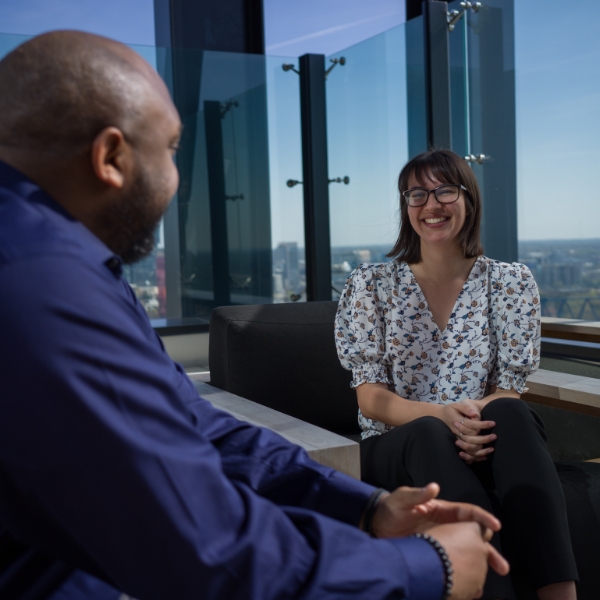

{"left": 5, "top": 4, "right": 599, "bottom": 334}
{"left": 514, "top": 2, "right": 600, "bottom": 321}
{"left": 265, "top": 56, "right": 305, "bottom": 304}
{"left": 0, "top": 36, "right": 304, "bottom": 322}
{"left": 326, "top": 23, "right": 410, "bottom": 298}
{"left": 175, "top": 49, "right": 304, "bottom": 319}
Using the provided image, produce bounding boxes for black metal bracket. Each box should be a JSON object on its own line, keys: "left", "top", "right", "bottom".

{"left": 220, "top": 100, "right": 239, "bottom": 117}
{"left": 288, "top": 176, "right": 349, "bottom": 187}
{"left": 324, "top": 57, "right": 346, "bottom": 79}
{"left": 283, "top": 56, "right": 346, "bottom": 80}
{"left": 282, "top": 63, "right": 300, "bottom": 75}
{"left": 447, "top": 1, "right": 481, "bottom": 31}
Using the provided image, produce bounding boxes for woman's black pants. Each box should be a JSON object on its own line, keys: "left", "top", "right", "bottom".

{"left": 360, "top": 397, "right": 578, "bottom": 599}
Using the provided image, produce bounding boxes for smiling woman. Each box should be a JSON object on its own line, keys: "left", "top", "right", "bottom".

{"left": 335, "top": 149, "right": 578, "bottom": 600}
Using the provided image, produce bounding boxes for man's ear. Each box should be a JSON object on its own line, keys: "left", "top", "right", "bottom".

{"left": 90, "top": 126, "right": 131, "bottom": 189}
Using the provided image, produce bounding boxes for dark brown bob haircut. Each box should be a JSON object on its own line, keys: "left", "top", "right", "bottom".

{"left": 387, "top": 149, "right": 484, "bottom": 264}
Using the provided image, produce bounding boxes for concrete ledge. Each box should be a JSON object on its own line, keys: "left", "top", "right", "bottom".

{"left": 189, "top": 377, "right": 360, "bottom": 479}
{"left": 187, "top": 368, "right": 600, "bottom": 471}
{"left": 524, "top": 368, "right": 600, "bottom": 417}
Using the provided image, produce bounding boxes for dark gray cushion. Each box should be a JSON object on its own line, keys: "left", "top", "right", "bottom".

{"left": 209, "top": 302, "right": 360, "bottom": 435}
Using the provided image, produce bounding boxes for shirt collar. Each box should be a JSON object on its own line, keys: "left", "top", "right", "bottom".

{"left": 0, "top": 160, "right": 123, "bottom": 276}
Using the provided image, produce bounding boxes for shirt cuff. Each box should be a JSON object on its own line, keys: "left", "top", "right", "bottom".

{"left": 387, "top": 536, "right": 446, "bottom": 600}
{"left": 496, "top": 368, "right": 529, "bottom": 394}
{"left": 351, "top": 363, "right": 391, "bottom": 389}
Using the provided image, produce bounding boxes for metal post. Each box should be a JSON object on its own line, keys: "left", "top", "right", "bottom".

{"left": 299, "top": 53, "right": 332, "bottom": 302}
{"left": 477, "top": 6, "right": 518, "bottom": 263}
{"left": 423, "top": 0, "right": 452, "bottom": 149}
{"left": 204, "top": 100, "right": 231, "bottom": 306}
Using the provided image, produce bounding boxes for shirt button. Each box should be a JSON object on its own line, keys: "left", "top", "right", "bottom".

{"left": 106, "top": 257, "right": 120, "bottom": 271}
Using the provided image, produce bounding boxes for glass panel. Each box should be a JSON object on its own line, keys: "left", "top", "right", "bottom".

{"left": 0, "top": 36, "right": 304, "bottom": 321}
{"left": 448, "top": 0, "right": 517, "bottom": 266}
{"left": 177, "top": 50, "right": 304, "bottom": 318}
{"left": 448, "top": 3, "right": 469, "bottom": 158}
{"left": 326, "top": 23, "right": 409, "bottom": 299}
{"left": 514, "top": 2, "right": 600, "bottom": 322}
{"left": 0, "top": 33, "right": 31, "bottom": 58}
{"left": 178, "top": 50, "right": 274, "bottom": 319}
{"left": 266, "top": 56, "right": 306, "bottom": 303}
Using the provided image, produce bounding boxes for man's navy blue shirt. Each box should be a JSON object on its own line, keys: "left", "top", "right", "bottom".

{"left": 0, "top": 161, "right": 444, "bottom": 600}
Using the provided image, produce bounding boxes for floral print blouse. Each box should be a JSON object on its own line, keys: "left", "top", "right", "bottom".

{"left": 335, "top": 256, "right": 541, "bottom": 439}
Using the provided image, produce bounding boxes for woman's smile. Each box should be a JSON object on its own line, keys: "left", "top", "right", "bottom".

{"left": 406, "top": 173, "right": 466, "bottom": 245}
{"left": 422, "top": 215, "right": 450, "bottom": 227}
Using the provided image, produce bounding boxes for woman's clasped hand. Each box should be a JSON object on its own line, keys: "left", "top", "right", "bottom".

{"left": 439, "top": 401, "right": 497, "bottom": 464}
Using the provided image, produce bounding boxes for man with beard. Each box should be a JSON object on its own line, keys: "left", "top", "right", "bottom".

{"left": 0, "top": 31, "right": 508, "bottom": 600}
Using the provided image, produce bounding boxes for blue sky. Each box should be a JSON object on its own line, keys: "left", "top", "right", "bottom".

{"left": 514, "top": 2, "right": 600, "bottom": 242}
{"left": 0, "top": 0, "right": 155, "bottom": 45}
{"left": 0, "top": 0, "right": 404, "bottom": 53}
{"left": 263, "top": 0, "right": 404, "bottom": 57}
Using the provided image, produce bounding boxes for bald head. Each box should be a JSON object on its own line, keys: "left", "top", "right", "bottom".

{"left": 0, "top": 31, "right": 181, "bottom": 264}
{"left": 0, "top": 30, "right": 171, "bottom": 156}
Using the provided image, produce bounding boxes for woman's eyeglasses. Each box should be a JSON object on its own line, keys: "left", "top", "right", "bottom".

{"left": 403, "top": 184, "right": 467, "bottom": 207}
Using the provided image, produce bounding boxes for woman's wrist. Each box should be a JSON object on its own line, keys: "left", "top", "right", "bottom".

{"left": 436, "top": 404, "right": 454, "bottom": 428}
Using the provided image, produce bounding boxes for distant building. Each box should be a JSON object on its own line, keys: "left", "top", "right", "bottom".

{"left": 274, "top": 242, "right": 300, "bottom": 291}
{"left": 536, "top": 262, "right": 582, "bottom": 289}
{"left": 353, "top": 250, "right": 371, "bottom": 264}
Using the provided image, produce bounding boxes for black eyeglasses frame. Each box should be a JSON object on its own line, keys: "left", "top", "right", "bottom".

{"left": 402, "top": 184, "right": 468, "bottom": 207}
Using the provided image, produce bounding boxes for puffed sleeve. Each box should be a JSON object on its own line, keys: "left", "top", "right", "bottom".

{"left": 488, "top": 262, "right": 541, "bottom": 393}
{"left": 335, "top": 264, "right": 392, "bottom": 389}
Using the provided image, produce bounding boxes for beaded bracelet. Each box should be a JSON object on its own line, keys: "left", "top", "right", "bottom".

{"left": 362, "top": 488, "right": 388, "bottom": 537}
{"left": 412, "top": 533, "right": 453, "bottom": 599}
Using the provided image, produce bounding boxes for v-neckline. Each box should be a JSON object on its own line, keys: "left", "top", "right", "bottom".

{"left": 406, "top": 256, "right": 483, "bottom": 336}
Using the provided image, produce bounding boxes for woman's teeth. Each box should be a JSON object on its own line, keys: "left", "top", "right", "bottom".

{"left": 424, "top": 217, "right": 448, "bottom": 224}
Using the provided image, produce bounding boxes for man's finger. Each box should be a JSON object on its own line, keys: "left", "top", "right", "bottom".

{"left": 393, "top": 482, "right": 440, "bottom": 508}
{"left": 480, "top": 524, "right": 492, "bottom": 541}
{"left": 428, "top": 500, "right": 501, "bottom": 532}
{"left": 487, "top": 543, "right": 510, "bottom": 576}
{"left": 452, "top": 504, "right": 502, "bottom": 532}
